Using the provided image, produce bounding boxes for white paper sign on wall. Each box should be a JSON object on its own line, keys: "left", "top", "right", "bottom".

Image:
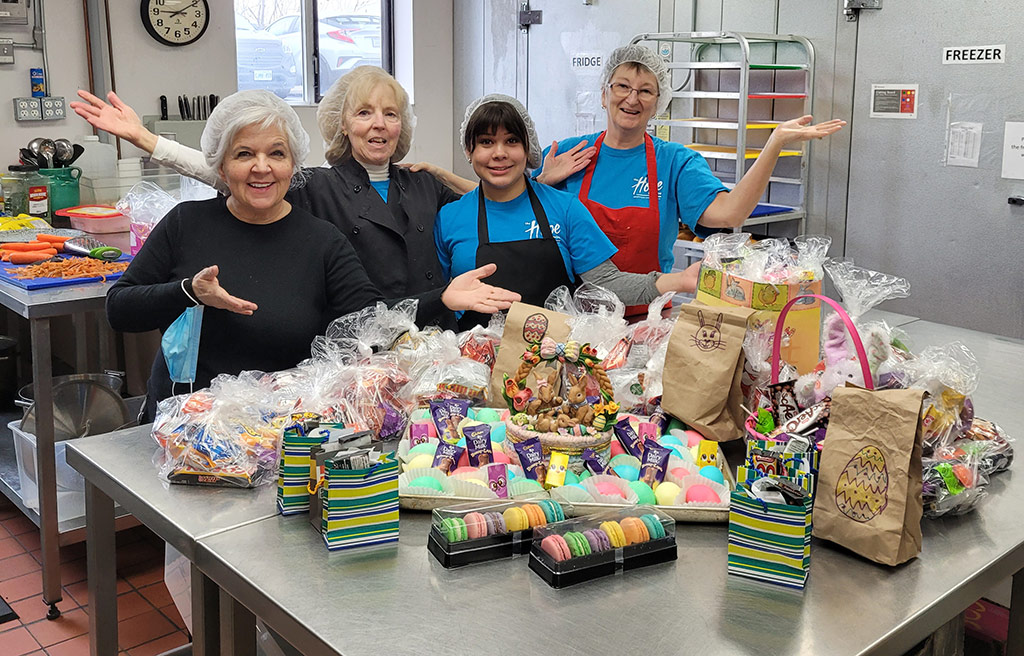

{"left": 942, "top": 45, "right": 1005, "bottom": 65}
{"left": 570, "top": 53, "right": 603, "bottom": 70}
{"left": 1001, "top": 122, "right": 1024, "bottom": 180}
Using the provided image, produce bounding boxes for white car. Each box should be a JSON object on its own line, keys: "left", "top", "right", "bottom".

{"left": 266, "top": 14, "right": 382, "bottom": 91}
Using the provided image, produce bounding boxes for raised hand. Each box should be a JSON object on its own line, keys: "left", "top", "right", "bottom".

{"left": 191, "top": 265, "right": 258, "bottom": 315}
{"left": 769, "top": 115, "right": 847, "bottom": 148}
{"left": 69, "top": 90, "right": 157, "bottom": 152}
{"left": 535, "top": 140, "right": 596, "bottom": 186}
{"left": 441, "top": 263, "right": 522, "bottom": 313}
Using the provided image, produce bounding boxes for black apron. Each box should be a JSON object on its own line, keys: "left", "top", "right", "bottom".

{"left": 458, "top": 178, "right": 575, "bottom": 330}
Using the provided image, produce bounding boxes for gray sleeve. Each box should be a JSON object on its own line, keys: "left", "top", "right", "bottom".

{"left": 578, "top": 259, "right": 661, "bottom": 306}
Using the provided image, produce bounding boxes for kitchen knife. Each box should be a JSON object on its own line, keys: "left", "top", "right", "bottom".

{"left": 160, "top": 95, "right": 168, "bottom": 120}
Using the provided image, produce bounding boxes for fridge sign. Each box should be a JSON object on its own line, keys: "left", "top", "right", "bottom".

{"left": 943, "top": 45, "right": 1005, "bottom": 64}
{"left": 571, "top": 53, "right": 603, "bottom": 70}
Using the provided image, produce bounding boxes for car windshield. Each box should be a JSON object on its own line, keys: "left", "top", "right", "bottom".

{"left": 236, "top": 14, "right": 256, "bottom": 31}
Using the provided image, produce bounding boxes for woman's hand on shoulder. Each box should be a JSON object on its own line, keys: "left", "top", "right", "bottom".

{"left": 535, "top": 140, "right": 596, "bottom": 186}
{"left": 69, "top": 90, "right": 158, "bottom": 153}
{"left": 191, "top": 265, "right": 258, "bottom": 315}
{"left": 441, "top": 263, "right": 521, "bottom": 314}
{"left": 768, "top": 115, "right": 847, "bottom": 149}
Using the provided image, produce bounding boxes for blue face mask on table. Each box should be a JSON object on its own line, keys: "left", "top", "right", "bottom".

{"left": 162, "top": 281, "right": 203, "bottom": 387}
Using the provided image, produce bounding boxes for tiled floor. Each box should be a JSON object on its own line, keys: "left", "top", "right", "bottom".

{"left": 0, "top": 496, "right": 190, "bottom": 656}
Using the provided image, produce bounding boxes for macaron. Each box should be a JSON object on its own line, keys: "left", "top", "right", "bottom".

{"left": 654, "top": 481, "right": 681, "bottom": 506}
{"left": 450, "top": 466, "right": 478, "bottom": 476}
{"left": 406, "top": 454, "right": 435, "bottom": 471}
{"left": 563, "top": 470, "right": 580, "bottom": 486}
{"left": 699, "top": 465, "right": 725, "bottom": 485}
{"left": 408, "top": 443, "right": 438, "bottom": 458}
{"left": 612, "top": 465, "right": 640, "bottom": 481}
{"left": 669, "top": 466, "right": 692, "bottom": 480}
{"left": 640, "top": 514, "right": 665, "bottom": 540}
{"left": 599, "top": 520, "right": 627, "bottom": 548}
{"left": 686, "top": 483, "right": 721, "bottom": 504}
{"left": 409, "top": 476, "right": 444, "bottom": 492}
{"left": 463, "top": 512, "right": 487, "bottom": 539}
{"left": 620, "top": 516, "right": 650, "bottom": 545}
{"left": 594, "top": 482, "right": 627, "bottom": 499}
{"left": 475, "top": 408, "right": 501, "bottom": 424}
{"left": 503, "top": 506, "right": 530, "bottom": 532}
{"left": 540, "top": 534, "right": 571, "bottom": 562}
{"left": 440, "top": 517, "right": 467, "bottom": 542}
{"left": 538, "top": 499, "right": 565, "bottom": 523}
{"left": 628, "top": 481, "right": 657, "bottom": 505}
{"left": 483, "top": 511, "right": 506, "bottom": 535}
{"left": 564, "top": 531, "right": 592, "bottom": 558}
{"left": 583, "top": 528, "right": 611, "bottom": 553}
{"left": 521, "top": 503, "right": 547, "bottom": 527}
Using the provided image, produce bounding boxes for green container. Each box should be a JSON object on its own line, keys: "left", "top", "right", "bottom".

{"left": 39, "top": 167, "right": 82, "bottom": 226}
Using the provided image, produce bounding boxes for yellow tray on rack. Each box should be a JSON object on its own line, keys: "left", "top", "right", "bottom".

{"left": 687, "top": 143, "right": 803, "bottom": 159}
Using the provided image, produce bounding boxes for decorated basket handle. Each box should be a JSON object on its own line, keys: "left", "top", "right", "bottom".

{"left": 769, "top": 294, "right": 873, "bottom": 389}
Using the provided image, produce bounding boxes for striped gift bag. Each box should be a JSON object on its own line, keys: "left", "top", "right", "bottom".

{"left": 277, "top": 426, "right": 330, "bottom": 516}
{"left": 321, "top": 452, "right": 399, "bottom": 551}
{"left": 727, "top": 489, "right": 813, "bottom": 589}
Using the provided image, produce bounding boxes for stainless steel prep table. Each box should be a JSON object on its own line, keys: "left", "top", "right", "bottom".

{"left": 64, "top": 424, "right": 280, "bottom": 655}
{"left": 0, "top": 274, "right": 123, "bottom": 618}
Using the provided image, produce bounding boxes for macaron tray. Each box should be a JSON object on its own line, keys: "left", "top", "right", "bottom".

{"left": 529, "top": 506, "right": 677, "bottom": 588}
{"left": 427, "top": 499, "right": 572, "bottom": 568}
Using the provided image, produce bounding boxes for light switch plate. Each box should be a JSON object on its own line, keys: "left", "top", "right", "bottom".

{"left": 13, "top": 97, "right": 41, "bottom": 121}
{"left": 41, "top": 96, "right": 65, "bottom": 120}
{"left": 0, "top": 39, "right": 13, "bottom": 65}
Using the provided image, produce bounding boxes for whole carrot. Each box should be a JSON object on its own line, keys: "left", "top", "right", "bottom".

{"left": 9, "top": 251, "right": 56, "bottom": 264}
{"left": 36, "top": 234, "right": 71, "bottom": 244}
{"left": 1, "top": 242, "right": 52, "bottom": 252}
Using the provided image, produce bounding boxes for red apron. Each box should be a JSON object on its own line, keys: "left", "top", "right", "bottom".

{"left": 578, "top": 131, "right": 661, "bottom": 316}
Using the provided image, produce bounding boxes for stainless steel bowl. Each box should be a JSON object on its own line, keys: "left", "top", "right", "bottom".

{"left": 18, "top": 372, "right": 124, "bottom": 406}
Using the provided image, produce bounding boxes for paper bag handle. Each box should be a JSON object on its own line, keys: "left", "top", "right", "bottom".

{"left": 770, "top": 294, "right": 873, "bottom": 389}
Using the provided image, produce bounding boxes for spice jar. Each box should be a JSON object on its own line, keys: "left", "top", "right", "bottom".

{"left": 5, "top": 165, "right": 50, "bottom": 219}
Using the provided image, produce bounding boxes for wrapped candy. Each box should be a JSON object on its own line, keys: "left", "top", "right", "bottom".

{"left": 400, "top": 329, "right": 490, "bottom": 405}
{"left": 311, "top": 299, "right": 419, "bottom": 363}
{"left": 896, "top": 341, "right": 979, "bottom": 452}
{"left": 700, "top": 233, "right": 832, "bottom": 283}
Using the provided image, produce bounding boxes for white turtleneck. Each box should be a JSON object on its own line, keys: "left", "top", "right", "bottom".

{"left": 360, "top": 160, "right": 389, "bottom": 182}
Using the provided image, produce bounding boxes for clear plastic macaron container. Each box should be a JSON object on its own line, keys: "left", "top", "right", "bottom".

{"left": 528, "top": 505, "right": 677, "bottom": 588}
{"left": 427, "top": 498, "right": 573, "bottom": 569}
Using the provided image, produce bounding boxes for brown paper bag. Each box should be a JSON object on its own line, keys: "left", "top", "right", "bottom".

{"left": 488, "top": 302, "right": 571, "bottom": 408}
{"left": 812, "top": 386, "right": 926, "bottom": 566}
{"left": 661, "top": 303, "right": 755, "bottom": 441}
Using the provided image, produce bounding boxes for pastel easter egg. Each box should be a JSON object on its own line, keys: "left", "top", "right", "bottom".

{"left": 612, "top": 465, "right": 640, "bottom": 481}
{"left": 464, "top": 479, "right": 488, "bottom": 489}
{"left": 629, "top": 481, "right": 657, "bottom": 505}
{"left": 684, "top": 430, "right": 705, "bottom": 447}
{"left": 595, "top": 482, "right": 626, "bottom": 499}
{"left": 475, "top": 408, "right": 501, "bottom": 424}
{"left": 490, "top": 422, "right": 507, "bottom": 443}
{"left": 563, "top": 470, "right": 580, "bottom": 486}
{"left": 492, "top": 450, "right": 512, "bottom": 465}
{"left": 407, "top": 454, "right": 435, "bottom": 471}
{"left": 408, "top": 443, "right": 438, "bottom": 458}
{"left": 658, "top": 434, "right": 683, "bottom": 448}
{"left": 685, "top": 484, "right": 721, "bottom": 504}
{"left": 610, "top": 441, "right": 626, "bottom": 458}
{"left": 457, "top": 450, "right": 470, "bottom": 468}
{"left": 835, "top": 445, "right": 889, "bottom": 522}
{"left": 410, "top": 408, "right": 432, "bottom": 422}
{"left": 669, "top": 466, "right": 691, "bottom": 480}
{"left": 450, "top": 467, "right": 478, "bottom": 477}
{"left": 578, "top": 470, "right": 592, "bottom": 481}
{"left": 699, "top": 465, "right": 725, "bottom": 485}
{"left": 654, "top": 481, "right": 682, "bottom": 505}
{"left": 409, "top": 476, "right": 443, "bottom": 492}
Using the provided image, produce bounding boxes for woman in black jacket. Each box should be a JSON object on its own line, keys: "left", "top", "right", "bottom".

{"left": 72, "top": 67, "right": 469, "bottom": 328}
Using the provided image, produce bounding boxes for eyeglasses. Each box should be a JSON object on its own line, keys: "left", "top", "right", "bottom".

{"left": 608, "top": 82, "right": 659, "bottom": 102}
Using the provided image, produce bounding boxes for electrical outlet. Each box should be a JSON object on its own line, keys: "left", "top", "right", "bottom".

{"left": 41, "top": 96, "right": 65, "bottom": 120}
{"left": 13, "top": 97, "right": 41, "bottom": 121}
{"left": 0, "top": 39, "right": 14, "bottom": 65}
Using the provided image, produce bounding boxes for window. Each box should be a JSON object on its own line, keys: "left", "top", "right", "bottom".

{"left": 234, "top": 0, "right": 392, "bottom": 104}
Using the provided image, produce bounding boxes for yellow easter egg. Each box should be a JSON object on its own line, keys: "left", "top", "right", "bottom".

{"left": 835, "top": 445, "right": 889, "bottom": 522}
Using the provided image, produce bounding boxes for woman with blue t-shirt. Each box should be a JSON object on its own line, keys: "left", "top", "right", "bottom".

{"left": 436, "top": 94, "right": 695, "bottom": 329}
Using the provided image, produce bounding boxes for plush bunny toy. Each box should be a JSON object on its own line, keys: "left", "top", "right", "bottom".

{"left": 795, "top": 313, "right": 891, "bottom": 407}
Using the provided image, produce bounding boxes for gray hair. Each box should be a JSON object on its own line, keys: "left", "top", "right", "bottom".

{"left": 601, "top": 45, "right": 673, "bottom": 116}
{"left": 316, "top": 66, "right": 414, "bottom": 165}
{"left": 200, "top": 90, "right": 311, "bottom": 181}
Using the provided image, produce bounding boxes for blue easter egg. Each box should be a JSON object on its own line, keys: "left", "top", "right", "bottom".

{"left": 700, "top": 465, "right": 725, "bottom": 485}
{"left": 507, "top": 469, "right": 517, "bottom": 479}
{"left": 613, "top": 465, "right": 640, "bottom": 481}
{"left": 664, "top": 444, "right": 686, "bottom": 459}
{"left": 456, "top": 437, "right": 466, "bottom": 448}
{"left": 490, "top": 422, "right": 507, "bottom": 443}
{"left": 567, "top": 484, "right": 588, "bottom": 491}
{"left": 659, "top": 435, "right": 683, "bottom": 447}
{"left": 466, "top": 407, "right": 476, "bottom": 420}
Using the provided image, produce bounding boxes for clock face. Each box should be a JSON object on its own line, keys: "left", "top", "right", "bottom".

{"left": 141, "top": 0, "right": 210, "bottom": 46}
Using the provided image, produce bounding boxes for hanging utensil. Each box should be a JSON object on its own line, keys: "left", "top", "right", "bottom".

{"left": 38, "top": 139, "right": 56, "bottom": 169}
{"left": 68, "top": 144, "right": 85, "bottom": 165}
{"left": 19, "top": 147, "right": 43, "bottom": 167}
{"left": 63, "top": 236, "right": 122, "bottom": 260}
{"left": 27, "top": 136, "right": 46, "bottom": 157}
{"left": 54, "top": 139, "right": 74, "bottom": 167}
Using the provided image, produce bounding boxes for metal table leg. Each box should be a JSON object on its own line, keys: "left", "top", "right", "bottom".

{"left": 30, "top": 317, "right": 62, "bottom": 618}
{"left": 190, "top": 564, "right": 221, "bottom": 656}
{"left": 1008, "top": 570, "right": 1024, "bottom": 656}
{"left": 86, "top": 481, "right": 117, "bottom": 656}
{"left": 219, "top": 588, "right": 256, "bottom": 656}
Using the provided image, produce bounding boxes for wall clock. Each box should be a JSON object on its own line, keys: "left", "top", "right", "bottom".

{"left": 140, "top": 0, "right": 210, "bottom": 47}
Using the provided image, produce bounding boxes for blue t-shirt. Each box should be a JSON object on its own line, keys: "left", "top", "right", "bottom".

{"left": 370, "top": 179, "right": 389, "bottom": 202}
{"left": 533, "top": 132, "right": 728, "bottom": 272}
{"left": 435, "top": 183, "right": 617, "bottom": 284}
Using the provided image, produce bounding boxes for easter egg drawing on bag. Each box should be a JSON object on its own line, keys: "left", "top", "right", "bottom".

{"left": 835, "top": 445, "right": 889, "bottom": 522}
{"left": 522, "top": 312, "right": 549, "bottom": 345}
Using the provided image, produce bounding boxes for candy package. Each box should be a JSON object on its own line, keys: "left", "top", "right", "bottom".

{"left": 311, "top": 299, "right": 419, "bottom": 363}
{"left": 457, "top": 323, "right": 501, "bottom": 370}
{"left": 897, "top": 341, "right": 979, "bottom": 452}
{"left": 337, "top": 353, "right": 413, "bottom": 441}
{"left": 401, "top": 329, "right": 491, "bottom": 405}
{"left": 700, "top": 233, "right": 831, "bottom": 283}
{"left": 545, "top": 283, "right": 629, "bottom": 360}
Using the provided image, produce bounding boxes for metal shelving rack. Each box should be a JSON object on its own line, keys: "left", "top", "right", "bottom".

{"left": 630, "top": 31, "right": 815, "bottom": 243}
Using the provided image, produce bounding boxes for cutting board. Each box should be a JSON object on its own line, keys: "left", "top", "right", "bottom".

{"left": 0, "top": 253, "right": 133, "bottom": 291}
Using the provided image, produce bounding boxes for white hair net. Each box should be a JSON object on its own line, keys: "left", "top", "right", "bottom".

{"left": 316, "top": 66, "right": 414, "bottom": 165}
{"left": 459, "top": 94, "right": 542, "bottom": 169}
{"left": 200, "top": 89, "right": 310, "bottom": 178}
{"left": 601, "top": 45, "right": 673, "bottom": 116}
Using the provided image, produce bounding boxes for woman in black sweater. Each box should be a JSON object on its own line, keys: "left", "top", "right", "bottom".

{"left": 106, "top": 90, "right": 518, "bottom": 420}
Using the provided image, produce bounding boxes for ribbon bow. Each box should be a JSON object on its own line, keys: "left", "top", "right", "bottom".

{"left": 539, "top": 337, "right": 581, "bottom": 363}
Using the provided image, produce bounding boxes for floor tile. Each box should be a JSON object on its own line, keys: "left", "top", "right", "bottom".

{"left": 12, "top": 531, "right": 39, "bottom": 553}
{"left": 0, "top": 516, "right": 36, "bottom": 537}
{"left": 44, "top": 634, "right": 91, "bottom": 656}
{"left": 0, "top": 554, "right": 41, "bottom": 582}
{"left": 0, "top": 570, "right": 43, "bottom": 603}
{"left": 117, "top": 609, "right": 176, "bottom": 650}
{"left": 0, "top": 538, "right": 25, "bottom": 560}
{"left": 59, "top": 558, "right": 88, "bottom": 587}
{"left": 116, "top": 542, "right": 163, "bottom": 571}
{"left": 125, "top": 631, "right": 189, "bottom": 656}
{"left": 116, "top": 591, "right": 155, "bottom": 623}
{"left": 135, "top": 583, "right": 172, "bottom": 610}
{"left": 0, "top": 524, "right": 10, "bottom": 539}
{"left": 23, "top": 607, "right": 89, "bottom": 648}
{"left": 121, "top": 564, "right": 162, "bottom": 590}
{"left": 0, "top": 626, "right": 42, "bottom": 656}
{"left": 159, "top": 603, "right": 186, "bottom": 631}
{"left": 9, "top": 596, "right": 55, "bottom": 625}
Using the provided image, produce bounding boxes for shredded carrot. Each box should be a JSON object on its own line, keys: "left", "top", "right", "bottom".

{"left": 4, "top": 256, "right": 129, "bottom": 280}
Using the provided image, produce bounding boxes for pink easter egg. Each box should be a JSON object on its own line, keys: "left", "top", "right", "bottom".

{"left": 499, "top": 409, "right": 511, "bottom": 420}
{"left": 685, "top": 484, "right": 720, "bottom": 504}
{"left": 669, "top": 467, "right": 691, "bottom": 480}
{"left": 457, "top": 450, "right": 470, "bottom": 468}
{"left": 595, "top": 482, "right": 627, "bottom": 499}
{"left": 450, "top": 467, "right": 478, "bottom": 476}
{"left": 609, "top": 440, "right": 626, "bottom": 457}
{"left": 684, "top": 430, "right": 706, "bottom": 447}
{"left": 492, "top": 451, "right": 512, "bottom": 465}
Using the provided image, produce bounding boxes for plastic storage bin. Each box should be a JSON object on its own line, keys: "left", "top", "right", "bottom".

{"left": 528, "top": 505, "right": 677, "bottom": 588}
{"left": 55, "top": 205, "right": 129, "bottom": 233}
{"left": 80, "top": 172, "right": 181, "bottom": 205}
{"left": 9, "top": 420, "right": 86, "bottom": 522}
